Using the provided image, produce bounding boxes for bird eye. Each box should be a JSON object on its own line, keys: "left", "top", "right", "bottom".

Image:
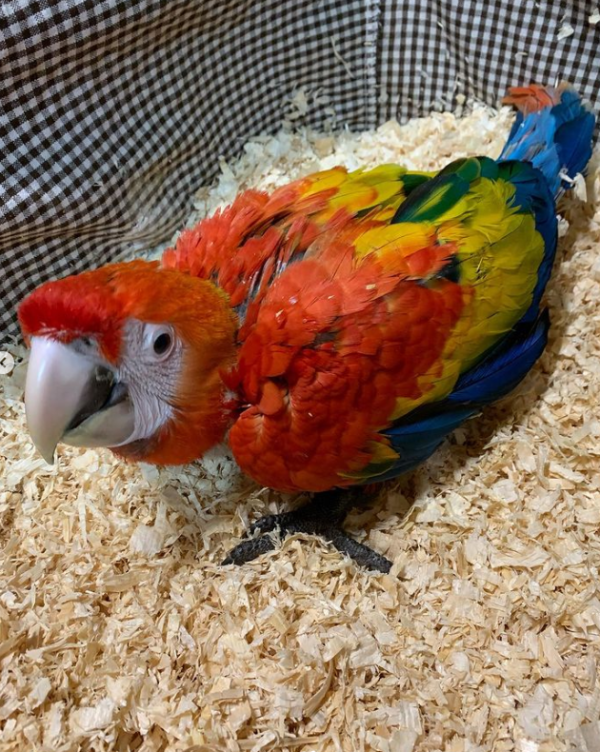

{"left": 153, "top": 332, "right": 171, "bottom": 355}
{"left": 144, "top": 325, "right": 176, "bottom": 361}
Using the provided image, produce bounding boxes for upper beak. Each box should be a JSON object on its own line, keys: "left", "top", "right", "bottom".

{"left": 24, "top": 337, "right": 134, "bottom": 463}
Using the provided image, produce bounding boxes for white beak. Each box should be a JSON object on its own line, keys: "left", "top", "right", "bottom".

{"left": 24, "top": 337, "right": 135, "bottom": 463}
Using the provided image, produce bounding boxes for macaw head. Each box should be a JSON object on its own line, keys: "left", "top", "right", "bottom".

{"left": 18, "top": 260, "right": 237, "bottom": 465}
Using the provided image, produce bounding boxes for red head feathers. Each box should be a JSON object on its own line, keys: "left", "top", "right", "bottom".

{"left": 18, "top": 260, "right": 238, "bottom": 465}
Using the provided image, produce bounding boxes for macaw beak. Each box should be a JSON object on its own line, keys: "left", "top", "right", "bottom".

{"left": 24, "top": 337, "right": 135, "bottom": 464}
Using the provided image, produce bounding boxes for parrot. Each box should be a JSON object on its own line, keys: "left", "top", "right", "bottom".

{"left": 17, "top": 83, "right": 595, "bottom": 572}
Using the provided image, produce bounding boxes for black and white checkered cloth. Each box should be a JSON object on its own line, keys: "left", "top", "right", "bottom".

{"left": 2, "top": 0, "right": 599, "bottom": 342}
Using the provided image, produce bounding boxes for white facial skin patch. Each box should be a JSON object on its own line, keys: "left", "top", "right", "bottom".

{"left": 49, "top": 319, "right": 186, "bottom": 454}
{"left": 109, "top": 319, "right": 184, "bottom": 446}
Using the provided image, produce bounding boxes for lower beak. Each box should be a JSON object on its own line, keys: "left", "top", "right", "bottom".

{"left": 24, "top": 337, "right": 135, "bottom": 464}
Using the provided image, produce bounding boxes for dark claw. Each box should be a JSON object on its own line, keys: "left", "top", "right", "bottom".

{"left": 248, "top": 513, "right": 285, "bottom": 536}
{"left": 221, "top": 491, "right": 393, "bottom": 573}
{"left": 328, "top": 532, "right": 392, "bottom": 573}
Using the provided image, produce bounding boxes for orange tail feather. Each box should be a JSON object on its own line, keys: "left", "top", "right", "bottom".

{"left": 502, "top": 84, "right": 564, "bottom": 114}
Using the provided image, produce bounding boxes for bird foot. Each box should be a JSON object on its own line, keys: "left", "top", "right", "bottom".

{"left": 221, "top": 493, "right": 392, "bottom": 573}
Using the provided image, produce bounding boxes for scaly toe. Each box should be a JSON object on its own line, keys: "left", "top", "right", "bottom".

{"left": 221, "top": 507, "right": 392, "bottom": 573}
{"left": 221, "top": 535, "right": 276, "bottom": 566}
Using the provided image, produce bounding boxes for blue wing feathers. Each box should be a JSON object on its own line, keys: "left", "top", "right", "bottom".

{"left": 379, "top": 312, "right": 550, "bottom": 481}
{"left": 370, "top": 86, "right": 593, "bottom": 485}
{"left": 377, "top": 408, "right": 477, "bottom": 481}
{"left": 498, "top": 160, "right": 557, "bottom": 320}
{"left": 448, "top": 311, "right": 549, "bottom": 404}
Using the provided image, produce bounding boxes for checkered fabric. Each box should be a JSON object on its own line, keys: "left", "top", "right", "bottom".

{"left": 0, "top": 0, "right": 380, "bottom": 342}
{"left": 379, "top": 0, "right": 600, "bottom": 122}
{"left": 1, "top": 0, "right": 599, "bottom": 342}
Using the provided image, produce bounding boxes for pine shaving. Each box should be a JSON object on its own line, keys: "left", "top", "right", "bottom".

{"left": 557, "top": 22, "right": 575, "bottom": 40}
{"left": 1, "top": 104, "right": 600, "bottom": 751}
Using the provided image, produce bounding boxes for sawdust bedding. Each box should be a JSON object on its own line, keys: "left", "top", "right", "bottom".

{"left": 2, "top": 104, "right": 600, "bottom": 752}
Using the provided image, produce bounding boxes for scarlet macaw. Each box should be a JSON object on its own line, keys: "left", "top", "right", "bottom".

{"left": 18, "top": 84, "right": 595, "bottom": 571}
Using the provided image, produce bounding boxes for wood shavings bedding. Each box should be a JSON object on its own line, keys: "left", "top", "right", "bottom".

{"left": 1, "top": 104, "right": 600, "bottom": 752}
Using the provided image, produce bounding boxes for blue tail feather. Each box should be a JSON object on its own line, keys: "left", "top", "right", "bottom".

{"left": 499, "top": 84, "right": 595, "bottom": 196}
{"left": 499, "top": 85, "right": 594, "bottom": 319}
{"left": 554, "top": 112, "right": 597, "bottom": 179}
